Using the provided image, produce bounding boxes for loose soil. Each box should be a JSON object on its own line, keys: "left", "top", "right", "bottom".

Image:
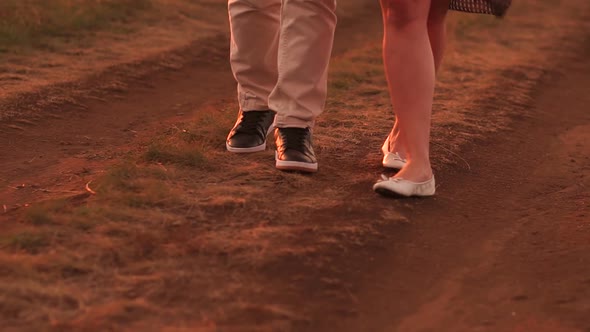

{"left": 0, "top": 1, "right": 588, "bottom": 331}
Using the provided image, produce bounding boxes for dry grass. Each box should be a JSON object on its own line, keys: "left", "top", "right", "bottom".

{"left": 0, "top": 0, "right": 226, "bottom": 53}
{"left": 0, "top": 231, "right": 51, "bottom": 254}
{"left": 0, "top": 0, "right": 153, "bottom": 51}
{"left": 1, "top": 0, "right": 589, "bottom": 330}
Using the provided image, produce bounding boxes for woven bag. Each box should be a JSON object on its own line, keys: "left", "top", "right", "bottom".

{"left": 449, "top": 0, "right": 512, "bottom": 16}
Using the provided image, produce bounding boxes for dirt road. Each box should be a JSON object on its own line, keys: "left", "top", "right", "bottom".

{"left": 0, "top": 1, "right": 589, "bottom": 331}
{"left": 316, "top": 39, "right": 590, "bottom": 332}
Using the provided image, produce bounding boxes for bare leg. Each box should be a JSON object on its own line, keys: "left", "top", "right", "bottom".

{"left": 428, "top": 0, "right": 451, "bottom": 70}
{"left": 384, "top": 0, "right": 450, "bottom": 159}
{"left": 381, "top": 0, "right": 434, "bottom": 182}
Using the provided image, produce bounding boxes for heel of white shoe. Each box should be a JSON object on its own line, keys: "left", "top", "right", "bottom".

{"left": 373, "top": 176, "right": 436, "bottom": 197}
{"left": 381, "top": 136, "right": 407, "bottom": 169}
{"left": 383, "top": 152, "right": 407, "bottom": 169}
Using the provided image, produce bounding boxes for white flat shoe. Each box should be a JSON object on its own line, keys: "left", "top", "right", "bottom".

{"left": 373, "top": 175, "right": 436, "bottom": 197}
{"left": 382, "top": 136, "right": 407, "bottom": 169}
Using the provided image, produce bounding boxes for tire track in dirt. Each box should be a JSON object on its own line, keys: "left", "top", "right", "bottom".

{"left": 319, "top": 24, "right": 590, "bottom": 332}
{"left": 1, "top": 1, "right": 589, "bottom": 331}
{"left": 0, "top": 1, "right": 383, "bottom": 210}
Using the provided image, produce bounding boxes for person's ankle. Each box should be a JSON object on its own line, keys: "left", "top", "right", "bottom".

{"left": 387, "top": 140, "right": 406, "bottom": 158}
{"left": 395, "top": 161, "right": 433, "bottom": 182}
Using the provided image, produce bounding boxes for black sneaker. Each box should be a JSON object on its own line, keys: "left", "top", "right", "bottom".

{"left": 226, "top": 110, "right": 275, "bottom": 153}
{"left": 274, "top": 127, "right": 318, "bottom": 173}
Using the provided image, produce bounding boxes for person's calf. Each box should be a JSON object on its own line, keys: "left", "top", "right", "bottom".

{"left": 381, "top": 0, "right": 431, "bottom": 31}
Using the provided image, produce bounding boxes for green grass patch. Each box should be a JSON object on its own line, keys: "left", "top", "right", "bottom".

{"left": 143, "top": 125, "right": 213, "bottom": 167}
{"left": 25, "top": 206, "right": 55, "bottom": 226}
{"left": 91, "top": 161, "right": 185, "bottom": 212}
{"left": 0, "top": 232, "right": 50, "bottom": 254}
{"left": 95, "top": 162, "right": 141, "bottom": 193}
{"left": 68, "top": 206, "right": 105, "bottom": 231}
{"left": 121, "top": 180, "right": 178, "bottom": 208}
{"left": 24, "top": 199, "right": 69, "bottom": 225}
{"left": 0, "top": 0, "right": 153, "bottom": 52}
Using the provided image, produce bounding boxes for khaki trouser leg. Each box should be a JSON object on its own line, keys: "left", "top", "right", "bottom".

{"left": 228, "top": 0, "right": 281, "bottom": 112}
{"left": 269, "top": 0, "right": 337, "bottom": 128}
{"left": 228, "top": 0, "right": 337, "bottom": 127}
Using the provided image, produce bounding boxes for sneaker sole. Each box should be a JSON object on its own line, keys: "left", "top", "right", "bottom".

{"left": 226, "top": 125, "right": 275, "bottom": 154}
{"left": 226, "top": 142, "right": 267, "bottom": 153}
{"left": 275, "top": 160, "right": 318, "bottom": 173}
{"left": 275, "top": 152, "right": 318, "bottom": 173}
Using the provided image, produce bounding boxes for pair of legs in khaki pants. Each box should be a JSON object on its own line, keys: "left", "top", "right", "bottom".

{"left": 226, "top": 0, "right": 337, "bottom": 173}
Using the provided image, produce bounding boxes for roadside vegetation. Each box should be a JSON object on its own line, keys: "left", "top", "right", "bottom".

{"left": 0, "top": 0, "right": 153, "bottom": 52}
{"left": 0, "top": 0, "right": 225, "bottom": 53}
{"left": 1, "top": 0, "right": 587, "bottom": 330}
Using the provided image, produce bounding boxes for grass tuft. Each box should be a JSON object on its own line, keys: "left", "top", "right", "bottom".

{"left": 1, "top": 232, "right": 50, "bottom": 254}
{"left": 25, "top": 206, "right": 55, "bottom": 226}
{"left": 24, "top": 199, "right": 69, "bottom": 225}
{"left": 95, "top": 162, "right": 141, "bottom": 193}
